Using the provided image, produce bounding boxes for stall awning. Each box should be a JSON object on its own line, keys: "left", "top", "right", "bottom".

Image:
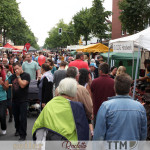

{"left": 76, "top": 43, "right": 113, "bottom": 53}
{"left": 4, "top": 43, "right": 18, "bottom": 50}
{"left": 109, "top": 27, "right": 150, "bottom": 51}
{"left": 101, "top": 52, "right": 139, "bottom": 60}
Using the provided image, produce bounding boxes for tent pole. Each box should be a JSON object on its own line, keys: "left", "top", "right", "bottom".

{"left": 107, "top": 47, "right": 110, "bottom": 65}
{"left": 132, "top": 51, "right": 135, "bottom": 79}
{"left": 133, "top": 46, "right": 141, "bottom": 100}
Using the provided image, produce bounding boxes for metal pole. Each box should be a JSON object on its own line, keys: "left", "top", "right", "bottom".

{"left": 133, "top": 46, "right": 141, "bottom": 100}
{"left": 107, "top": 47, "right": 111, "bottom": 65}
{"left": 132, "top": 51, "right": 135, "bottom": 79}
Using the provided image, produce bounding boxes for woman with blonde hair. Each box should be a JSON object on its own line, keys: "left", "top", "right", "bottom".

{"left": 116, "top": 66, "right": 126, "bottom": 76}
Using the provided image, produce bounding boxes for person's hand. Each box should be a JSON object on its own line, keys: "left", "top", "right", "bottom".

{"left": 9, "top": 84, "right": 12, "bottom": 87}
{"left": 37, "top": 75, "right": 41, "bottom": 80}
{"left": 91, "top": 113, "right": 94, "bottom": 120}
{"left": 42, "top": 103, "right": 46, "bottom": 108}
{"left": 0, "top": 78, "right": 3, "bottom": 85}
{"left": 15, "top": 69, "right": 21, "bottom": 76}
{"left": 91, "top": 130, "right": 94, "bottom": 137}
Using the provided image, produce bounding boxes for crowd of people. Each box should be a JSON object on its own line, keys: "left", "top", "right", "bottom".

{"left": 0, "top": 51, "right": 148, "bottom": 142}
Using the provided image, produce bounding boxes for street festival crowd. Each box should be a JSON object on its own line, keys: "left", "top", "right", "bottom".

{"left": 0, "top": 51, "right": 149, "bottom": 142}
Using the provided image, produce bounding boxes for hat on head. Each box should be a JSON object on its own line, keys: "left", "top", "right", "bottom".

{"left": 91, "top": 59, "right": 95, "bottom": 63}
{"left": 90, "top": 63, "right": 98, "bottom": 68}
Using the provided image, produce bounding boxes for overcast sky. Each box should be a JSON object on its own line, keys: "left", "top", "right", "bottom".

{"left": 16, "top": 0, "right": 112, "bottom": 46}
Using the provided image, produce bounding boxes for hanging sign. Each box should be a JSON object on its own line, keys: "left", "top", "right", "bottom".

{"left": 23, "top": 43, "right": 30, "bottom": 54}
{"left": 113, "top": 41, "right": 134, "bottom": 53}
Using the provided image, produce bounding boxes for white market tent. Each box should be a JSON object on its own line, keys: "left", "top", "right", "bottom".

{"left": 67, "top": 45, "right": 84, "bottom": 51}
{"left": 109, "top": 27, "right": 150, "bottom": 99}
{"left": 109, "top": 27, "right": 150, "bottom": 50}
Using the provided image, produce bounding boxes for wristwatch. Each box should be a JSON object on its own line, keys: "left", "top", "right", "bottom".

{"left": 17, "top": 76, "right": 21, "bottom": 78}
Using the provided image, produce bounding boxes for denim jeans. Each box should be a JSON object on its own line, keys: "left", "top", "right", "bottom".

{"left": 12, "top": 101, "right": 28, "bottom": 137}
{"left": 0, "top": 100, "right": 7, "bottom": 130}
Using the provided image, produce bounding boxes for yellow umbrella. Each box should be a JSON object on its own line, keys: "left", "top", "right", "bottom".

{"left": 76, "top": 43, "right": 113, "bottom": 53}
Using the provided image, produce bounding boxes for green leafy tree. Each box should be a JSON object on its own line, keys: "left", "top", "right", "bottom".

{"left": 73, "top": 8, "right": 91, "bottom": 45}
{"left": 90, "top": 0, "right": 111, "bottom": 42}
{"left": 44, "top": 19, "right": 78, "bottom": 49}
{"left": 119, "top": 0, "right": 150, "bottom": 34}
{"left": 0, "top": 0, "right": 20, "bottom": 45}
{"left": 0, "top": 0, "right": 39, "bottom": 49}
{"left": 67, "top": 21, "right": 79, "bottom": 45}
{"left": 7, "top": 17, "right": 27, "bottom": 45}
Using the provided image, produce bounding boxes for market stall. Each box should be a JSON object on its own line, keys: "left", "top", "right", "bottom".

{"left": 76, "top": 43, "right": 113, "bottom": 53}
{"left": 3, "top": 43, "right": 22, "bottom": 54}
{"left": 101, "top": 52, "right": 139, "bottom": 78}
{"left": 109, "top": 27, "right": 150, "bottom": 99}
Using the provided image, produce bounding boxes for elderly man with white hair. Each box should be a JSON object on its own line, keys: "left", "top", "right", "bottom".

{"left": 32, "top": 78, "right": 89, "bottom": 141}
{"left": 55, "top": 67, "right": 93, "bottom": 120}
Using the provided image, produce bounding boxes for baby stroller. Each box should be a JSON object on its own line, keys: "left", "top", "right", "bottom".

{"left": 27, "top": 80, "right": 40, "bottom": 117}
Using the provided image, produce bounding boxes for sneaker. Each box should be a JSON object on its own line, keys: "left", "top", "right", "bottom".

{"left": 1, "top": 130, "right": 6, "bottom": 135}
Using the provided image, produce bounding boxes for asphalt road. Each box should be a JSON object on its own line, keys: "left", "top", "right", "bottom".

{"left": 0, "top": 111, "right": 38, "bottom": 141}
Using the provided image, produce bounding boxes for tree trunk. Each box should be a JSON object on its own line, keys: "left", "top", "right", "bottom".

{"left": 85, "top": 36, "right": 88, "bottom": 45}
{"left": 86, "top": 40, "right": 87, "bottom": 45}
{"left": 100, "top": 38, "right": 102, "bottom": 43}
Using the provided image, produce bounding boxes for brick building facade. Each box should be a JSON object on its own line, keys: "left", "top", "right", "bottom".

{"left": 112, "top": 0, "right": 128, "bottom": 39}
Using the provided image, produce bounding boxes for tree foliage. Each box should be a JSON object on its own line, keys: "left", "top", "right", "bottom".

{"left": 90, "top": 0, "right": 112, "bottom": 42}
{"left": 44, "top": 19, "right": 78, "bottom": 49}
{"left": 44, "top": 1, "right": 112, "bottom": 48}
{"left": 0, "top": 0, "right": 39, "bottom": 49}
{"left": 73, "top": 8, "right": 91, "bottom": 45}
{"left": 119, "top": 0, "right": 150, "bottom": 34}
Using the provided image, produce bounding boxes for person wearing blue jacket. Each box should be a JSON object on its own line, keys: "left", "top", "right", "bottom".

{"left": 93, "top": 73, "right": 147, "bottom": 141}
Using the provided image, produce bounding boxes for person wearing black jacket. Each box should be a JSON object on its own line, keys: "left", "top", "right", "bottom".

{"left": 11, "top": 62, "right": 30, "bottom": 141}
{"left": 38, "top": 63, "right": 53, "bottom": 110}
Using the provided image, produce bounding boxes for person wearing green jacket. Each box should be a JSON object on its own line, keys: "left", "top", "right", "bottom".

{"left": 32, "top": 78, "right": 89, "bottom": 142}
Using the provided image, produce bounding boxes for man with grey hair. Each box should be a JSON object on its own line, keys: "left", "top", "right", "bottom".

{"left": 32, "top": 78, "right": 89, "bottom": 141}
{"left": 55, "top": 67, "right": 93, "bottom": 119}
{"left": 93, "top": 73, "right": 147, "bottom": 140}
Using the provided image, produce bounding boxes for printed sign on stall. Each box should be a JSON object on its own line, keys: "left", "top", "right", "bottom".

{"left": 113, "top": 41, "right": 134, "bottom": 53}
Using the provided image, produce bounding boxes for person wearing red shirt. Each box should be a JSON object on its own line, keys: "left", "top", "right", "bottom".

{"left": 68, "top": 52, "right": 89, "bottom": 70}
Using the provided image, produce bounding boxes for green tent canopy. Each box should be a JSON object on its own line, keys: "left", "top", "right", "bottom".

{"left": 70, "top": 51, "right": 89, "bottom": 56}
{"left": 101, "top": 52, "right": 140, "bottom": 79}
{"left": 101, "top": 52, "right": 138, "bottom": 60}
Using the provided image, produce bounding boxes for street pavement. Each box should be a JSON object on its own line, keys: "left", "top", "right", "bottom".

{"left": 0, "top": 87, "right": 55, "bottom": 141}
{"left": 0, "top": 111, "right": 38, "bottom": 141}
